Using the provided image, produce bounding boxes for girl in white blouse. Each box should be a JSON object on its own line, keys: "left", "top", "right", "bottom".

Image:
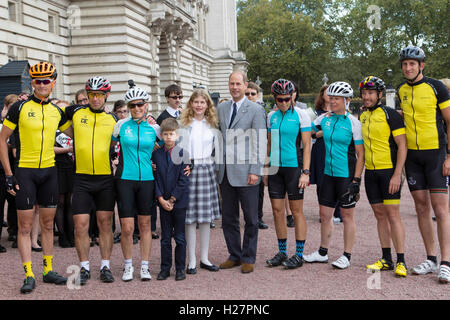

{"left": 180, "top": 89, "right": 221, "bottom": 274}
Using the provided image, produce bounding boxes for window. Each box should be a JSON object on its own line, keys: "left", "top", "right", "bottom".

{"left": 8, "top": 0, "right": 21, "bottom": 23}
{"left": 48, "top": 11, "right": 59, "bottom": 34}
{"left": 7, "top": 46, "right": 15, "bottom": 62}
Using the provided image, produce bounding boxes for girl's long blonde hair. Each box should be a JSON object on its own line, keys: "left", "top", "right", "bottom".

{"left": 180, "top": 89, "right": 218, "bottom": 128}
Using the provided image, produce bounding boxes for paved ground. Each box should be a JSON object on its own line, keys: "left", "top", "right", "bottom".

{"left": 0, "top": 184, "right": 448, "bottom": 301}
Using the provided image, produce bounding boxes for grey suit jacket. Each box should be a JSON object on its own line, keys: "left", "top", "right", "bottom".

{"left": 217, "top": 98, "right": 267, "bottom": 187}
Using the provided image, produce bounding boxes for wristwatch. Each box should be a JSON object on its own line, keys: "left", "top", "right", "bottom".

{"left": 302, "top": 169, "right": 310, "bottom": 175}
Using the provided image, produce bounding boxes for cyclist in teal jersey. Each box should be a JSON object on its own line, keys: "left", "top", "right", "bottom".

{"left": 304, "top": 81, "right": 365, "bottom": 270}
{"left": 265, "top": 79, "right": 311, "bottom": 269}
{"left": 112, "top": 83, "right": 160, "bottom": 282}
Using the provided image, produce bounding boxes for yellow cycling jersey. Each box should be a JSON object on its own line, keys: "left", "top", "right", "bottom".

{"left": 397, "top": 77, "right": 450, "bottom": 150}
{"left": 360, "top": 105, "right": 405, "bottom": 170}
{"left": 65, "top": 105, "right": 117, "bottom": 175}
{"left": 3, "top": 96, "right": 70, "bottom": 168}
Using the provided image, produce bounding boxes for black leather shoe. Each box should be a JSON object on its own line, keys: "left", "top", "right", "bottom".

{"left": 186, "top": 267, "right": 197, "bottom": 275}
{"left": 0, "top": 244, "right": 6, "bottom": 253}
{"left": 258, "top": 220, "right": 268, "bottom": 229}
{"left": 200, "top": 262, "right": 219, "bottom": 272}
{"left": 175, "top": 269, "right": 186, "bottom": 281}
{"left": 157, "top": 270, "right": 170, "bottom": 280}
{"left": 32, "top": 246, "right": 42, "bottom": 252}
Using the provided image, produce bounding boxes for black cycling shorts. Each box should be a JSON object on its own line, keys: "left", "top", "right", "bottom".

{"left": 116, "top": 179, "right": 154, "bottom": 218}
{"left": 15, "top": 166, "right": 58, "bottom": 210}
{"left": 72, "top": 174, "right": 115, "bottom": 215}
{"left": 364, "top": 169, "right": 401, "bottom": 205}
{"left": 405, "top": 148, "right": 449, "bottom": 192}
{"left": 268, "top": 167, "right": 304, "bottom": 200}
{"left": 319, "top": 174, "right": 354, "bottom": 209}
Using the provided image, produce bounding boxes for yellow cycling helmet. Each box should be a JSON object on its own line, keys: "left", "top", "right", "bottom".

{"left": 29, "top": 61, "right": 57, "bottom": 79}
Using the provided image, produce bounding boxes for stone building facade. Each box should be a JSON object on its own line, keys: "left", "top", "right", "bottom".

{"left": 0, "top": 0, "right": 247, "bottom": 111}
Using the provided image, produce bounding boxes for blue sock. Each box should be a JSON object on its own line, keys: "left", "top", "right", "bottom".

{"left": 278, "top": 239, "right": 287, "bottom": 255}
{"left": 296, "top": 240, "right": 305, "bottom": 258}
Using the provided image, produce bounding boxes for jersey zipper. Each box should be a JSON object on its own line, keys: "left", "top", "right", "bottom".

{"left": 411, "top": 87, "right": 419, "bottom": 150}
{"left": 329, "top": 117, "right": 339, "bottom": 176}
{"left": 368, "top": 111, "right": 375, "bottom": 169}
{"left": 92, "top": 113, "right": 96, "bottom": 174}
{"left": 279, "top": 112, "right": 286, "bottom": 167}
{"left": 39, "top": 104, "right": 44, "bottom": 168}
{"left": 137, "top": 122, "right": 141, "bottom": 180}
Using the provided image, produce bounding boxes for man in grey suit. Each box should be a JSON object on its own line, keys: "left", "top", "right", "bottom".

{"left": 217, "top": 71, "right": 267, "bottom": 273}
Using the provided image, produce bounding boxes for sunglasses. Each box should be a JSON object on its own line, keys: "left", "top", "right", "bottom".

{"left": 276, "top": 97, "right": 291, "bottom": 103}
{"left": 34, "top": 79, "right": 52, "bottom": 85}
{"left": 360, "top": 81, "right": 376, "bottom": 88}
{"left": 87, "top": 92, "right": 106, "bottom": 99}
{"left": 169, "top": 95, "right": 183, "bottom": 100}
{"left": 129, "top": 102, "right": 146, "bottom": 108}
{"left": 245, "top": 92, "right": 257, "bottom": 96}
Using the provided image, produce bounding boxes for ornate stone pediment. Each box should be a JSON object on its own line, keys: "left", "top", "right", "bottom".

{"left": 148, "top": 1, "right": 195, "bottom": 45}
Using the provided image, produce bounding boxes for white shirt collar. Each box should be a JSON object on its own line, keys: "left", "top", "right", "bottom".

{"left": 166, "top": 106, "right": 179, "bottom": 117}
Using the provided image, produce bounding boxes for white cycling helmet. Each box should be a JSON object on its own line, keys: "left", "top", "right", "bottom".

{"left": 85, "top": 76, "right": 111, "bottom": 92}
{"left": 326, "top": 81, "right": 353, "bottom": 98}
{"left": 124, "top": 80, "right": 149, "bottom": 103}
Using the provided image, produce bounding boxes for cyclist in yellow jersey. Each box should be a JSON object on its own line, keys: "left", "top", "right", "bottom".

{"left": 0, "top": 62, "right": 73, "bottom": 294}
{"left": 359, "top": 76, "right": 408, "bottom": 277}
{"left": 397, "top": 46, "right": 450, "bottom": 283}
{"left": 65, "top": 76, "right": 117, "bottom": 285}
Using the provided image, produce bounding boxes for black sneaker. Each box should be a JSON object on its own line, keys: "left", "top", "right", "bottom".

{"left": 79, "top": 267, "right": 90, "bottom": 286}
{"left": 287, "top": 215, "right": 295, "bottom": 228}
{"left": 282, "top": 255, "right": 304, "bottom": 269}
{"left": 20, "top": 277, "right": 36, "bottom": 294}
{"left": 266, "top": 252, "right": 288, "bottom": 267}
{"left": 0, "top": 244, "right": 6, "bottom": 253}
{"left": 100, "top": 266, "right": 115, "bottom": 283}
{"left": 113, "top": 233, "right": 121, "bottom": 244}
{"left": 43, "top": 271, "right": 67, "bottom": 285}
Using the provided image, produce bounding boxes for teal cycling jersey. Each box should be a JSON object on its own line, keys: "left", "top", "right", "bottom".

{"left": 268, "top": 106, "right": 311, "bottom": 167}
{"left": 112, "top": 118, "right": 160, "bottom": 181}
{"left": 312, "top": 111, "right": 363, "bottom": 178}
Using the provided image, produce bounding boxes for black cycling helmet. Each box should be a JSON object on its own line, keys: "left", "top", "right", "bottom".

{"left": 271, "top": 79, "right": 295, "bottom": 96}
{"left": 359, "top": 76, "right": 385, "bottom": 95}
{"left": 399, "top": 45, "right": 426, "bottom": 63}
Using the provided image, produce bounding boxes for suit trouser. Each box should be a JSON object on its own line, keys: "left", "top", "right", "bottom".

{"left": 160, "top": 207, "right": 186, "bottom": 272}
{"left": 220, "top": 172, "right": 259, "bottom": 264}
{"left": 258, "top": 182, "right": 264, "bottom": 220}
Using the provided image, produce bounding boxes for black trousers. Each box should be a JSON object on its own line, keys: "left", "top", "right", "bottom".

{"left": 159, "top": 207, "right": 186, "bottom": 272}
{"left": 258, "top": 182, "right": 264, "bottom": 220}
{"left": 220, "top": 172, "right": 259, "bottom": 264}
